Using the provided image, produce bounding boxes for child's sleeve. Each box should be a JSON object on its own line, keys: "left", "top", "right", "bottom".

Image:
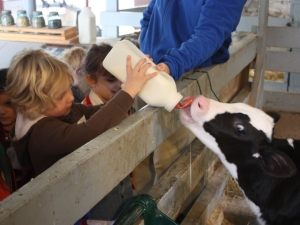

{"left": 34, "top": 90, "right": 134, "bottom": 156}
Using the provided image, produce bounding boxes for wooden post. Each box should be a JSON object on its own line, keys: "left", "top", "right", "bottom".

{"left": 248, "top": 0, "right": 269, "bottom": 108}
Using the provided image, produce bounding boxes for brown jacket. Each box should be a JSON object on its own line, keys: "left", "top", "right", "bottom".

{"left": 10, "top": 90, "right": 133, "bottom": 175}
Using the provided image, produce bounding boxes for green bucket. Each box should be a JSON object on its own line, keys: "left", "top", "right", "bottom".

{"left": 114, "top": 194, "right": 179, "bottom": 225}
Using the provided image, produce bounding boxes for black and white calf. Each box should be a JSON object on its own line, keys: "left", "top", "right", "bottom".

{"left": 180, "top": 95, "right": 300, "bottom": 225}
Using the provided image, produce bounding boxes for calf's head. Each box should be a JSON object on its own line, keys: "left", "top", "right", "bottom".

{"left": 180, "top": 95, "right": 296, "bottom": 179}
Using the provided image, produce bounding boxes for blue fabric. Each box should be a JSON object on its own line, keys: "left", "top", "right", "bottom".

{"left": 139, "top": 0, "right": 247, "bottom": 81}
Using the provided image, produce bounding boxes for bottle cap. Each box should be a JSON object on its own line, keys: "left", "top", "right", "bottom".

{"left": 165, "top": 92, "right": 184, "bottom": 112}
{"left": 33, "top": 11, "right": 43, "bottom": 16}
{"left": 1, "top": 10, "right": 12, "bottom": 14}
{"left": 17, "top": 10, "right": 27, "bottom": 15}
{"left": 49, "top": 12, "right": 59, "bottom": 17}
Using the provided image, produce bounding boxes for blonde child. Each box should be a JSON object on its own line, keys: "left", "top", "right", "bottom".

{"left": 61, "top": 46, "right": 87, "bottom": 103}
{"left": 77, "top": 43, "right": 134, "bottom": 224}
{"left": 6, "top": 49, "right": 156, "bottom": 222}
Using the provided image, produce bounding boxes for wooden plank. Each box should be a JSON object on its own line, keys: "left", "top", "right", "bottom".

{"left": 267, "top": 27, "right": 300, "bottom": 48}
{"left": 230, "top": 83, "right": 251, "bottom": 104}
{"left": 236, "top": 16, "right": 290, "bottom": 32}
{"left": 248, "top": 0, "right": 269, "bottom": 109}
{"left": 0, "top": 35, "right": 79, "bottom": 44}
{"left": 0, "top": 33, "right": 256, "bottom": 225}
{"left": 0, "top": 32, "right": 75, "bottom": 41}
{"left": 206, "top": 205, "right": 224, "bottom": 225}
{"left": 181, "top": 165, "right": 230, "bottom": 225}
{"left": 0, "top": 25, "right": 76, "bottom": 35}
{"left": 0, "top": 26, "right": 78, "bottom": 44}
{"left": 138, "top": 139, "right": 218, "bottom": 225}
{"left": 265, "top": 51, "right": 300, "bottom": 73}
{"left": 219, "top": 63, "right": 251, "bottom": 103}
{"left": 147, "top": 141, "right": 217, "bottom": 221}
{"left": 263, "top": 90, "right": 300, "bottom": 113}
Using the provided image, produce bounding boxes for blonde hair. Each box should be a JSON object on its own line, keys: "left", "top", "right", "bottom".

{"left": 61, "top": 47, "right": 86, "bottom": 87}
{"left": 6, "top": 49, "right": 74, "bottom": 120}
{"left": 61, "top": 46, "right": 87, "bottom": 71}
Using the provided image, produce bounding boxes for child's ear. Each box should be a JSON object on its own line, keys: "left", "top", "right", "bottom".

{"left": 85, "top": 74, "right": 96, "bottom": 87}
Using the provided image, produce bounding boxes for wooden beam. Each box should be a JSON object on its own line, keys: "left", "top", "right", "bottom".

{"left": 263, "top": 90, "right": 300, "bottom": 113}
{"left": 148, "top": 142, "right": 217, "bottom": 221}
{"left": 265, "top": 51, "right": 300, "bottom": 73}
{"left": 267, "top": 27, "right": 300, "bottom": 48}
{"left": 248, "top": 0, "right": 269, "bottom": 109}
{"left": 181, "top": 165, "right": 230, "bottom": 225}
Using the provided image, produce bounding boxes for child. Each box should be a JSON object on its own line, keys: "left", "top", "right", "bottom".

{"left": 77, "top": 43, "right": 134, "bottom": 224}
{"left": 78, "top": 43, "right": 122, "bottom": 106}
{"left": 0, "top": 68, "right": 33, "bottom": 200}
{"left": 6, "top": 49, "right": 156, "bottom": 223}
{"left": 61, "top": 46, "right": 87, "bottom": 103}
{"left": 0, "top": 68, "right": 15, "bottom": 200}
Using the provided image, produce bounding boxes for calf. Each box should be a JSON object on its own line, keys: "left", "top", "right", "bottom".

{"left": 179, "top": 95, "right": 300, "bottom": 225}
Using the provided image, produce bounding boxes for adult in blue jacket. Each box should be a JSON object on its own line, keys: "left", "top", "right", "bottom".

{"left": 139, "top": 0, "right": 247, "bottom": 81}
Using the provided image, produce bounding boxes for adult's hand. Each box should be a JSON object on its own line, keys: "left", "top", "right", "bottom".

{"left": 156, "top": 63, "right": 170, "bottom": 75}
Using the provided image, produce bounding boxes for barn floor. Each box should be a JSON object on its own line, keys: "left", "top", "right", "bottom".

{"left": 273, "top": 111, "right": 300, "bottom": 140}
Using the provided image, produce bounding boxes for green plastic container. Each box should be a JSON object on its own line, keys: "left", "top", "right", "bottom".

{"left": 114, "top": 194, "right": 179, "bottom": 225}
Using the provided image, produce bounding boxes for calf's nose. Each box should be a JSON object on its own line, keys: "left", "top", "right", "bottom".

{"left": 195, "top": 95, "right": 209, "bottom": 112}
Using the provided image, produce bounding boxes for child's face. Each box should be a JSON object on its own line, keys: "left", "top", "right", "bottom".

{"left": 92, "top": 73, "right": 122, "bottom": 103}
{"left": 43, "top": 83, "right": 74, "bottom": 118}
{"left": 0, "top": 93, "right": 16, "bottom": 131}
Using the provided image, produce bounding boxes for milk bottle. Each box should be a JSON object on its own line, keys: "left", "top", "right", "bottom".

{"left": 102, "top": 40, "right": 183, "bottom": 112}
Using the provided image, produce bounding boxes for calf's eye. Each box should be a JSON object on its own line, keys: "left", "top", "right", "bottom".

{"left": 236, "top": 124, "right": 244, "bottom": 133}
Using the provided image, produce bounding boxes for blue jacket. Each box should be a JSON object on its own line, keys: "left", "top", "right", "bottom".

{"left": 139, "top": 0, "right": 246, "bottom": 81}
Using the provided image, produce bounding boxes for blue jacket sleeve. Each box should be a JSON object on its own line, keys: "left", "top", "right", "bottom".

{"left": 162, "top": 0, "right": 246, "bottom": 80}
{"left": 140, "top": 0, "right": 156, "bottom": 33}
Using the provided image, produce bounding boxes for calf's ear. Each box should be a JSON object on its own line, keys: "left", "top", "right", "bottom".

{"left": 259, "top": 149, "right": 297, "bottom": 178}
{"left": 266, "top": 111, "right": 280, "bottom": 123}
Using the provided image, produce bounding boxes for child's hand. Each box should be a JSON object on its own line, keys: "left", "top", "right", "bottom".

{"left": 122, "top": 56, "right": 157, "bottom": 98}
{"left": 145, "top": 54, "right": 154, "bottom": 62}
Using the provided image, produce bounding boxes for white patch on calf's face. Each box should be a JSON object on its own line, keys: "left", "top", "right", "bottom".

{"left": 287, "top": 138, "right": 294, "bottom": 148}
{"left": 182, "top": 96, "right": 275, "bottom": 141}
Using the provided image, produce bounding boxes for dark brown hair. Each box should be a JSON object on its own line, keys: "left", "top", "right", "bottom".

{"left": 77, "top": 43, "right": 112, "bottom": 81}
{"left": 77, "top": 43, "right": 113, "bottom": 94}
{"left": 0, "top": 68, "right": 8, "bottom": 93}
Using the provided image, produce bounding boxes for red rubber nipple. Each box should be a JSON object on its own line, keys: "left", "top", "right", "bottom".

{"left": 175, "top": 97, "right": 195, "bottom": 109}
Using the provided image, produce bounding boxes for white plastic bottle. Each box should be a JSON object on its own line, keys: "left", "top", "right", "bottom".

{"left": 103, "top": 40, "right": 183, "bottom": 112}
{"left": 78, "top": 7, "right": 96, "bottom": 44}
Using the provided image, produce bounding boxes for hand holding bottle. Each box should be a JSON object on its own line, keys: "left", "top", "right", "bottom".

{"left": 156, "top": 62, "right": 170, "bottom": 75}
{"left": 122, "top": 56, "right": 157, "bottom": 99}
